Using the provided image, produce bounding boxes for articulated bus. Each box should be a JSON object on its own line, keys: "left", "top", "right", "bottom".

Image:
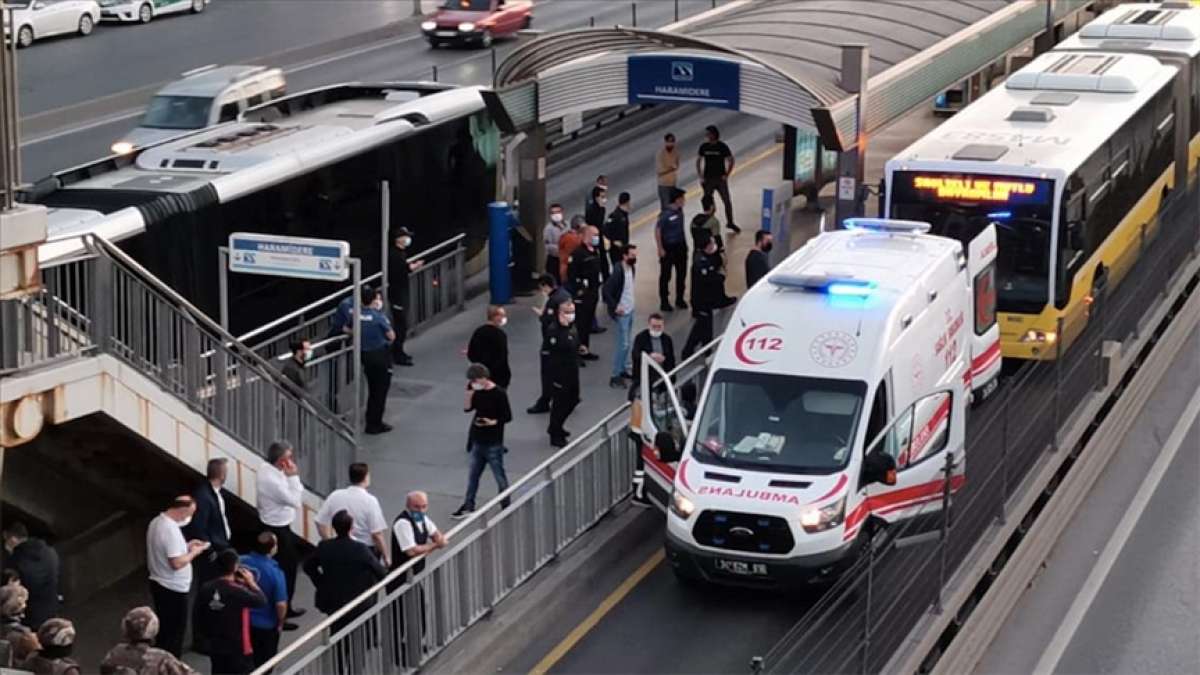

{"left": 23, "top": 83, "right": 499, "bottom": 335}
{"left": 884, "top": 51, "right": 1179, "bottom": 360}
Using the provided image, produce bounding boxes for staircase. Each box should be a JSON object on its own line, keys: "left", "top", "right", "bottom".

{"left": 0, "top": 234, "right": 357, "bottom": 544}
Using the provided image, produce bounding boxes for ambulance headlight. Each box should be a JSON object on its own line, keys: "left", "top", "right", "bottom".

{"left": 800, "top": 496, "right": 846, "bottom": 534}
{"left": 1020, "top": 330, "right": 1057, "bottom": 345}
{"left": 670, "top": 490, "right": 695, "bottom": 519}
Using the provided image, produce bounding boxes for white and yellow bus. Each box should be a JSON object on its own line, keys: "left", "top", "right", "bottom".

{"left": 885, "top": 51, "right": 1179, "bottom": 360}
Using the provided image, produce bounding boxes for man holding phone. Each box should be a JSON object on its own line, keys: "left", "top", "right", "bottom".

{"left": 451, "top": 364, "right": 513, "bottom": 519}
{"left": 256, "top": 441, "right": 305, "bottom": 621}
{"left": 196, "top": 549, "right": 267, "bottom": 675}
{"left": 146, "top": 495, "right": 209, "bottom": 658}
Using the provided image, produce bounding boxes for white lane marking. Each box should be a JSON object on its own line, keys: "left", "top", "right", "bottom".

{"left": 286, "top": 33, "right": 423, "bottom": 74}
{"left": 1032, "top": 384, "right": 1200, "bottom": 675}
{"left": 21, "top": 109, "right": 145, "bottom": 146}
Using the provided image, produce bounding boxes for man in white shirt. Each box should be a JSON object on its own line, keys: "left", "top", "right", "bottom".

{"left": 256, "top": 440, "right": 305, "bottom": 618}
{"left": 315, "top": 463, "right": 390, "bottom": 566}
{"left": 146, "top": 495, "right": 208, "bottom": 658}
{"left": 390, "top": 491, "right": 448, "bottom": 580}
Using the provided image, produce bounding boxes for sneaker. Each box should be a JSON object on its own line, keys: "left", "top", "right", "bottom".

{"left": 286, "top": 608, "right": 307, "bottom": 619}
{"left": 631, "top": 494, "right": 653, "bottom": 508}
{"left": 282, "top": 622, "right": 300, "bottom": 631}
{"left": 728, "top": 223, "right": 742, "bottom": 234}
{"left": 450, "top": 506, "right": 473, "bottom": 520}
{"left": 593, "top": 326, "right": 608, "bottom": 334}
{"left": 365, "top": 423, "right": 393, "bottom": 435}
{"left": 676, "top": 299, "right": 689, "bottom": 310}
{"left": 660, "top": 301, "right": 674, "bottom": 312}
{"left": 609, "top": 377, "right": 625, "bottom": 388}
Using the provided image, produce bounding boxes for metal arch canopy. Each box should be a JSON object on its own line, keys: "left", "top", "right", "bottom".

{"left": 487, "top": 0, "right": 1094, "bottom": 151}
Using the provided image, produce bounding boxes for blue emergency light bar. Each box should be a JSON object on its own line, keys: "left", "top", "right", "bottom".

{"left": 987, "top": 210, "right": 1012, "bottom": 220}
{"left": 769, "top": 272, "right": 875, "bottom": 296}
{"left": 843, "top": 218, "right": 931, "bottom": 234}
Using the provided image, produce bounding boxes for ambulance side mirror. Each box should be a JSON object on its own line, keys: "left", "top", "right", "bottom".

{"left": 862, "top": 451, "right": 897, "bottom": 487}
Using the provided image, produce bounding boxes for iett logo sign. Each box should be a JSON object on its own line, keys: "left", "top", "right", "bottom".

{"left": 671, "top": 61, "right": 694, "bottom": 82}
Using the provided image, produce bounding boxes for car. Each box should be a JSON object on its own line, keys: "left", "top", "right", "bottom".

{"left": 96, "top": 0, "right": 206, "bottom": 24}
{"left": 111, "top": 64, "right": 285, "bottom": 154}
{"left": 3, "top": 0, "right": 100, "bottom": 48}
{"left": 421, "top": 0, "right": 531, "bottom": 49}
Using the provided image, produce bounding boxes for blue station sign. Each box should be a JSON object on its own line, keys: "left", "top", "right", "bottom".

{"left": 627, "top": 55, "right": 740, "bottom": 110}
{"left": 228, "top": 232, "right": 351, "bottom": 282}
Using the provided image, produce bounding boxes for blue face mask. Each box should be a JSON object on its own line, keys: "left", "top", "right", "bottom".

{"left": 590, "top": 236, "right": 600, "bottom": 246}
{"left": 409, "top": 511, "right": 425, "bottom": 523}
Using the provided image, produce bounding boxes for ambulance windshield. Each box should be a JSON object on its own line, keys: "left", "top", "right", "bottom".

{"left": 693, "top": 370, "right": 867, "bottom": 474}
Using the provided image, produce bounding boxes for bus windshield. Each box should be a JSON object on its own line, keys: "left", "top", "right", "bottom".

{"left": 889, "top": 171, "right": 1056, "bottom": 315}
{"left": 140, "top": 95, "right": 213, "bottom": 130}
{"left": 692, "top": 370, "right": 867, "bottom": 475}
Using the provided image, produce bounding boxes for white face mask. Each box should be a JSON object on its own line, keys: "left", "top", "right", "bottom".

{"left": 498, "top": 316, "right": 508, "bottom": 328}
{"left": 470, "top": 382, "right": 485, "bottom": 391}
{"left": 178, "top": 516, "right": 192, "bottom": 528}
{"left": 562, "top": 313, "right": 576, "bottom": 324}
{"left": 370, "top": 299, "right": 383, "bottom": 311}
{"left": 550, "top": 213, "right": 564, "bottom": 224}
{"left": 301, "top": 348, "right": 314, "bottom": 361}
{"left": 649, "top": 329, "right": 664, "bottom": 338}
{"left": 598, "top": 197, "right": 608, "bottom": 206}
{"left": 399, "top": 237, "right": 413, "bottom": 248}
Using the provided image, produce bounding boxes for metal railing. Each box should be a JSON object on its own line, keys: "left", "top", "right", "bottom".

{"left": 756, "top": 177, "right": 1200, "bottom": 674}
{"left": 1, "top": 234, "right": 357, "bottom": 495}
{"left": 237, "top": 234, "right": 466, "bottom": 416}
{"left": 258, "top": 401, "right": 637, "bottom": 674}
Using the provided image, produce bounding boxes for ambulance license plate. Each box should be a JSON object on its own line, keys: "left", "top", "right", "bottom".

{"left": 714, "top": 559, "right": 768, "bottom": 576}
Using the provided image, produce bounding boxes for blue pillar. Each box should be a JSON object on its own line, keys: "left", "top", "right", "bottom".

{"left": 761, "top": 187, "right": 775, "bottom": 233}
{"left": 488, "top": 201, "right": 513, "bottom": 304}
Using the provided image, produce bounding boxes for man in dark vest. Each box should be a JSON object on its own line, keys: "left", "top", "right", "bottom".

{"left": 389, "top": 491, "right": 448, "bottom": 668}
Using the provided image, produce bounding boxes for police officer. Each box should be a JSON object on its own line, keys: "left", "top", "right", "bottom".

{"left": 528, "top": 275, "right": 571, "bottom": 414}
{"left": 605, "top": 192, "right": 632, "bottom": 268}
{"left": 388, "top": 228, "right": 423, "bottom": 367}
{"left": 357, "top": 286, "right": 396, "bottom": 435}
{"left": 568, "top": 226, "right": 605, "bottom": 361}
{"left": 682, "top": 231, "right": 736, "bottom": 360}
{"left": 656, "top": 187, "right": 689, "bottom": 312}
{"left": 545, "top": 300, "right": 581, "bottom": 448}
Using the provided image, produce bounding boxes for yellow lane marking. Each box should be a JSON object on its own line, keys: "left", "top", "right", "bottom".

{"left": 629, "top": 143, "right": 783, "bottom": 233}
{"left": 528, "top": 548, "right": 667, "bottom": 675}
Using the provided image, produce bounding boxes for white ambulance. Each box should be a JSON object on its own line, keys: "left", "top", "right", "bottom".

{"left": 637, "top": 219, "right": 999, "bottom": 586}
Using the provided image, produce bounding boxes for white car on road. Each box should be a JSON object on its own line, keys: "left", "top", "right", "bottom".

{"left": 97, "top": 0, "right": 206, "bottom": 24}
{"left": 3, "top": 0, "right": 100, "bottom": 48}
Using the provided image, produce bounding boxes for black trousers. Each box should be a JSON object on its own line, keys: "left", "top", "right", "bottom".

{"left": 250, "top": 627, "right": 280, "bottom": 669}
{"left": 362, "top": 348, "right": 392, "bottom": 428}
{"left": 548, "top": 383, "right": 580, "bottom": 439}
{"left": 545, "top": 255, "right": 560, "bottom": 286}
{"left": 190, "top": 549, "right": 224, "bottom": 650}
{"left": 533, "top": 353, "right": 553, "bottom": 408}
{"left": 658, "top": 244, "right": 688, "bottom": 304}
{"left": 577, "top": 292, "right": 598, "bottom": 349}
{"left": 702, "top": 177, "right": 735, "bottom": 226}
{"left": 149, "top": 581, "right": 188, "bottom": 658}
{"left": 391, "top": 307, "right": 410, "bottom": 361}
{"left": 263, "top": 522, "right": 299, "bottom": 609}
{"left": 210, "top": 652, "right": 254, "bottom": 675}
{"left": 682, "top": 311, "right": 714, "bottom": 360}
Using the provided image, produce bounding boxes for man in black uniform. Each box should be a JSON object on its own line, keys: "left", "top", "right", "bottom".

{"left": 388, "top": 228, "right": 423, "bottom": 367}
{"left": 584, "top": 186, "right": 610, "bottom": 279}
{"left": 545, "top": 300, "right": 581, "bottom": 448}
{"left": 466, "top": 305, "right": 511, "bottom": 389}
{"left": 605, "top": 192, "right": 632, "bottom": 268}
{"left": 357, "top": 286, "right": 396, "bottom": 434}
{"left": 683, "top": 232, "right": 736, "bottom": 359}
{"left": 528, "top": 275, "right": 571, "bottom": 414}
{"left": 568, "top": 226, "right": 604, "bottom": 361}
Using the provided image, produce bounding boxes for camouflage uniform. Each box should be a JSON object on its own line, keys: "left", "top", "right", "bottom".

{"left": 21, "top": 618, "right": 81, "bottom": 675}
{"left": 0, "top": 583, "right": 39, "bottom": 667}
{"left": 99, "top": 606, "right": 196, "bottom": 675}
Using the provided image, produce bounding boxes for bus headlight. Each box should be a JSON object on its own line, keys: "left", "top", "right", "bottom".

{"left": 1020, "top": 330, "right": 1057, "bottom": 345}
{"left": 458, "top": 22, "right": 476, "bottom": 32}
{"left": 670, "top": 490, "right": 695, "bottom": 519}
{"left": 421, "top": 20, "right": 436, "bottom": 31}
{"left": 110, "top": 141, "right": 134, "bottom": 155}
{"left": 800, "top": 496, "right": 846, "bottom": 534}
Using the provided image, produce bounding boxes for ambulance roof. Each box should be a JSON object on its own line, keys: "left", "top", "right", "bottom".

{"left": 722, "top": 228, "right": 961, "bottom": 384}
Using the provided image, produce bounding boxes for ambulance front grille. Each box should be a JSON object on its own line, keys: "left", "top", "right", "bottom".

{"left": 693, "top": 511, "right": 794, "bottom": 555}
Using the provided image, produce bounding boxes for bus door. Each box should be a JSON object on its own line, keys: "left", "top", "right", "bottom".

{"left": 967, "top": 223, "right": 1000, "bottom": 397}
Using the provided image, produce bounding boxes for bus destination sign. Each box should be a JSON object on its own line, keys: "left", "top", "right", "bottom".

{"left": 908, "top": 174, "right": 1051, "bottom": 204}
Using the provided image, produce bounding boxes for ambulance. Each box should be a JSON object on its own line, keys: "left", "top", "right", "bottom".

{"left": 636, "top": 219, "right": 1000, "bottom": 586}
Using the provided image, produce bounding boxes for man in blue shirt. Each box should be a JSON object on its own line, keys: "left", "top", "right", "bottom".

{"left": 239, "top": 533, "right": 288, "bottom": 669}
{"left": 357, "top": 286, "right": 396, "bottom": 434}
{"left": 655, "top": 187, "right": 689, "bottom": 313}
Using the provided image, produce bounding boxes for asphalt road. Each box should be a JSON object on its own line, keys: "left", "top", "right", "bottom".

{"left": 18, "top": 0, "right": 726, "bottom": 180}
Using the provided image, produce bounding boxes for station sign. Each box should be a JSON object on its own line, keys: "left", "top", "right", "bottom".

{"left": 627, "top": 55, "right": 740, "bottom": 110}
{"left": 228, "top": 232, "right": 350, "bottom": 282}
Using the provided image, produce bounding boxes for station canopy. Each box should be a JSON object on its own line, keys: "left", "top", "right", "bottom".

{"left": 490, "top": 0, "right": 1091, "bottom": 150}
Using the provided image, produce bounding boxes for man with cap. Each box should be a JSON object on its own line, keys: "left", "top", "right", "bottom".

{"left": 357, "top": 285, "right": 397, "bottom": 434}
{"left": 0, "top": 583, "right": 39, "bottom": 667}
{"left": 100, "top": 607, "right": 196, "bottom": 675}
{"left": 21, "top": 618, "right": 80, "bottom": 674}
{"left": 388, "top": 228, "right": 423, "bottom": 367}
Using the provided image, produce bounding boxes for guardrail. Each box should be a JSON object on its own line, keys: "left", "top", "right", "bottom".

{"left": 755, "top": 177, "right": 1200, "bottom": 674}
{"left": 0, "top": 234, "right": 357, "bottom": 496}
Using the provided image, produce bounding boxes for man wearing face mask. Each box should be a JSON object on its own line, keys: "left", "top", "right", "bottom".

{"left": 683, "top": 231, "right": 737, "bottom": 360}
{"left": 542, "top": 203, "right": 566, "bottom": 286}
{"left": 528, "top": 275, "right": 571, "bottom": 415}
{"left": 146, "top": 496, "right": 209, "bottom": 658}
{"left": 584, "top": 186, "right": 610, "bottom": 279}
{"left": 452, "top": 364, "right": 513, "bottom": 518}
{"left": 568, "top": 226, "right": 605, "bottom": 362}
{"left": 604, "top": 192, "right": 632, "bottom": 269}
{"left": 745, "top": 230, "right": 774, "bottom": 289}
{"left": 358, "top": 286, "right": 396, "bottom": 435}
{"left": 388, "top": 228, "right": 423, "bottom": 367}
{"left": 545, "top": 300, "right": 581, "bottom": 447}
{"left": 467, "top": 305, "right": 511, "bottom": 389}
{"left": 280, "top": 339, "right": 313, "bottom": 396}
{"left": 602, "top": 244, "right": 638, "bottom": 388}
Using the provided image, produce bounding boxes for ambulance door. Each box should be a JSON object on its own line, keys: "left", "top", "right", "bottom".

{"left": 966, "top": 224, "right": 1000, "bottom": 398}
{"left": 635, "top": 355, "right": 691, "bottom": 510}
{"left": 861, "top": 385, "right": 964, "bottom": 525}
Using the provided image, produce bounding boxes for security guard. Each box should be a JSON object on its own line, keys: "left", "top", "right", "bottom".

{"left": 357, "top": 285, "right": 396, "bottom": 434}
{"left": 545, "top": 300, "right": 581, "bottom": 448}
{"left": 568, "top": 226, "right": 605, "bottom": 360}
{"left": 527, "top": 275, "right": 571, "bottom": 414}
{"left": 682, "top": 231, "right": 735, "bottom": 359}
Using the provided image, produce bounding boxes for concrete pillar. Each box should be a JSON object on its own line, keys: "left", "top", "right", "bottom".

{"left": 517, "top": 125, "right": 547, "bottom": 277}
{"left": 834, "top": 44, "right": 869, "bottom": 228}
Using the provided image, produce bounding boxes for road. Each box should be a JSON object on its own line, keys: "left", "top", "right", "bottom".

{"left": 18, "top": 0, "right": 727, "bottom": 180}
